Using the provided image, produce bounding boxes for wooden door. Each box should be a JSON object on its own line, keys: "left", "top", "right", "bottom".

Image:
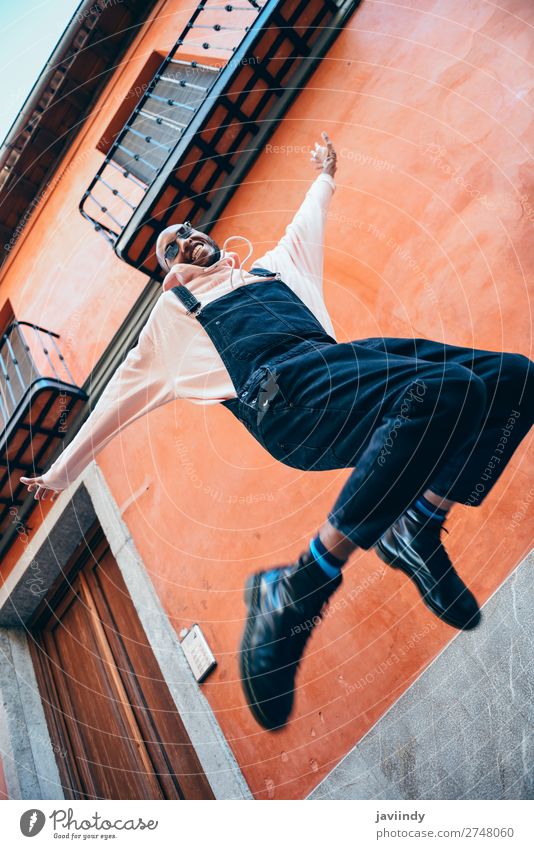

{"left": 29, "top": 522, "right": 214, "bottom": 800}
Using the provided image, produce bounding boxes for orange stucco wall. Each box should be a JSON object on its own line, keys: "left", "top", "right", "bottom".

{"left": 0, "top": 0, "right": 532, "bottom": 799}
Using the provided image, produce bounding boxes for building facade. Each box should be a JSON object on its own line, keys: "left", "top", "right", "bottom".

{"left": 0, "top": 0, "right": 532, "bottom": 800}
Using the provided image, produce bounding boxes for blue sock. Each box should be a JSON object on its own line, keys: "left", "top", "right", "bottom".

{"left": 309, "top": 534, "right": 347, "bottom": 579}
{"left": 413, "top": 494, "right": 449, "bottom": 523}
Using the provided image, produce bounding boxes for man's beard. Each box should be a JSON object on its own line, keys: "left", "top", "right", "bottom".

{"left": 203, "top": 237, "right": 221, "bottom": 267}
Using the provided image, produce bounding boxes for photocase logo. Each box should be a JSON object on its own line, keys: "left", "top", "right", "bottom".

{"left": 20, "top": 809, "right": 46, "bottom": 837}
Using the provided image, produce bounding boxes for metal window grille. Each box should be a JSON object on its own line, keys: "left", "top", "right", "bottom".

{"left": 80, "top": 0, "right": 359, "bottom": 275}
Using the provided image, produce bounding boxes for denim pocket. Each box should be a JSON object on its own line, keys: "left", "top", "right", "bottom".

{"left": 275, "top": 440, "right": 344, "bottom": 471}
{"left": 259, "top": 405, "right": 347, "bottom": 471}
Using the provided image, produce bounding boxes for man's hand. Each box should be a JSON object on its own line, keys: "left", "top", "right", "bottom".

{"left": 20, "top": 476, "right": 62, "bottom": 502}
{"left": 310, "top": 131, "right": 337, "bottom": 178}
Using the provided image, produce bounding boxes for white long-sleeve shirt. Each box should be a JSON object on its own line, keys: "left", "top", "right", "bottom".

{"left": 40, "top": 173, "right": 336, "bottom": 490}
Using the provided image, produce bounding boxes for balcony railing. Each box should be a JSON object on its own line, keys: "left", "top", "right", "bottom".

{"left": 0, "top": 321, "right": 87, "bottom": 546}
{"left": 80, "top": 0, "right": 358, "bottom": 277}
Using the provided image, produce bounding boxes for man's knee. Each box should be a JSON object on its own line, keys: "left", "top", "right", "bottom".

{"left": 485, "top": 352, "right": 534, "bottom": 424}
{"left": 500, "top": 352, "right": 534, "bottom": 401}
{"left": 427, "top": 364, "right": 486, "bottom": 425}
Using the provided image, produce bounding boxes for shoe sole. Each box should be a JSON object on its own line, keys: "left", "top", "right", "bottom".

{"left": 374, "top": 540, "right": 481, "bottom": 631}
{"left": 239, "top": 573, "right": 286, "bottom": 731}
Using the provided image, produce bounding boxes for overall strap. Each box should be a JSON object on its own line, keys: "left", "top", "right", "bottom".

{"left": 171, "top": 284, "right": 202, "bottom": 316}
{"left": 171, "top": 268, "right": 279, "bottom": 316}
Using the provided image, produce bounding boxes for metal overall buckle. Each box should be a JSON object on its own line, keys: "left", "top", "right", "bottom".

{"left": 249, "top": 267, "right": 281, "bottom": 280}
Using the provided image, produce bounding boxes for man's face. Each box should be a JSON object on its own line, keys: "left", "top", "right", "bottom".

{"left": 156, "top": 222, "right": 220, "bottom": 273}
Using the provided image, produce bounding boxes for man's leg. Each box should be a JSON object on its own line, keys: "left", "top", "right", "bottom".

{"left": 353, "top": 338, "right": 534, "bottom": 508}
{"left": 239, "top": 542, "right": 345, "bottom": 730}
{"left": 240, "top": 338, "right": 492, "bottom": 727}
{"left": 318, "top": 519, "right": 359, "bottom": 559}
{"left": 422, "top": 347, "right": 534, "bottom": 506}
{"left": 325, "top": 357, "right": 488, "bottom": 548}
{"left": 332, "top": 338, "right": 533, "bottom": 630}
{"left": 326, "top": 338, "right": 533, "bottom": 535}
{"left": 240, "top": 338, "right": 533, "bottom": 728}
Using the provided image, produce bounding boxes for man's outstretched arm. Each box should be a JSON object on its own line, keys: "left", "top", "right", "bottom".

{"left": 20, "top": 298, "right": 176, "bottom": 501}
{"left": 257, "top": 131, "right": 337, "bottom": 293}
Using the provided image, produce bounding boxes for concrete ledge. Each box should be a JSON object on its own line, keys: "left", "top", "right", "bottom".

{"left": 309, "top": 549, "right": 534, "bottom": 800}
{"left": 0, "top": 484, "right": 97, "bottom": 627}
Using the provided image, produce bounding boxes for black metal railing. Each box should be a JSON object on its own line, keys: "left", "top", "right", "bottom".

{"left": 80, "top": 0, "right": 268, "bottom": 245}
{"left": 0, "top": 321, "right": 79, "bottom": 430}
{"left": 0, "top": 321, "right": 87, "bottom": 546}
{"left": 80, "top": 0, "right": 358, "bottom": 276}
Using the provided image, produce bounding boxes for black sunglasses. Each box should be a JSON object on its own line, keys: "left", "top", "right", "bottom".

{"left": 163, "top": 221, "right": 193, "bottom": 263}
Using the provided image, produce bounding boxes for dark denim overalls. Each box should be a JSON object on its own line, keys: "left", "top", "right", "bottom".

{"left": 171, "top": 269, "right": 534, "bottom": 548}
{"left": 172, "top": 268, "right": 342, "bottom": 464}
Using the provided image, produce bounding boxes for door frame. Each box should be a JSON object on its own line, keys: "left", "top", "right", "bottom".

{"left": 0, "top": 461, "right": 251, "bottom": 800}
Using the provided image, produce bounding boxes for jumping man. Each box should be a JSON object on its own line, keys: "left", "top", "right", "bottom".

{"left": 21, "top": 133, "right": 534, "bottom": 730}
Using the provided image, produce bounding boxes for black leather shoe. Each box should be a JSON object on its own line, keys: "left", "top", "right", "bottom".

{"left": 374, "top": 507, "right": 481, "bottom": 630}
{"left": 240, "top": 550, "right": 342, "bottom": 730}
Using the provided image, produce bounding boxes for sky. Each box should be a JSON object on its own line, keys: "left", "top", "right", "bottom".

{"left": 0, "top": 0, "right": 82, "bottom": 145}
